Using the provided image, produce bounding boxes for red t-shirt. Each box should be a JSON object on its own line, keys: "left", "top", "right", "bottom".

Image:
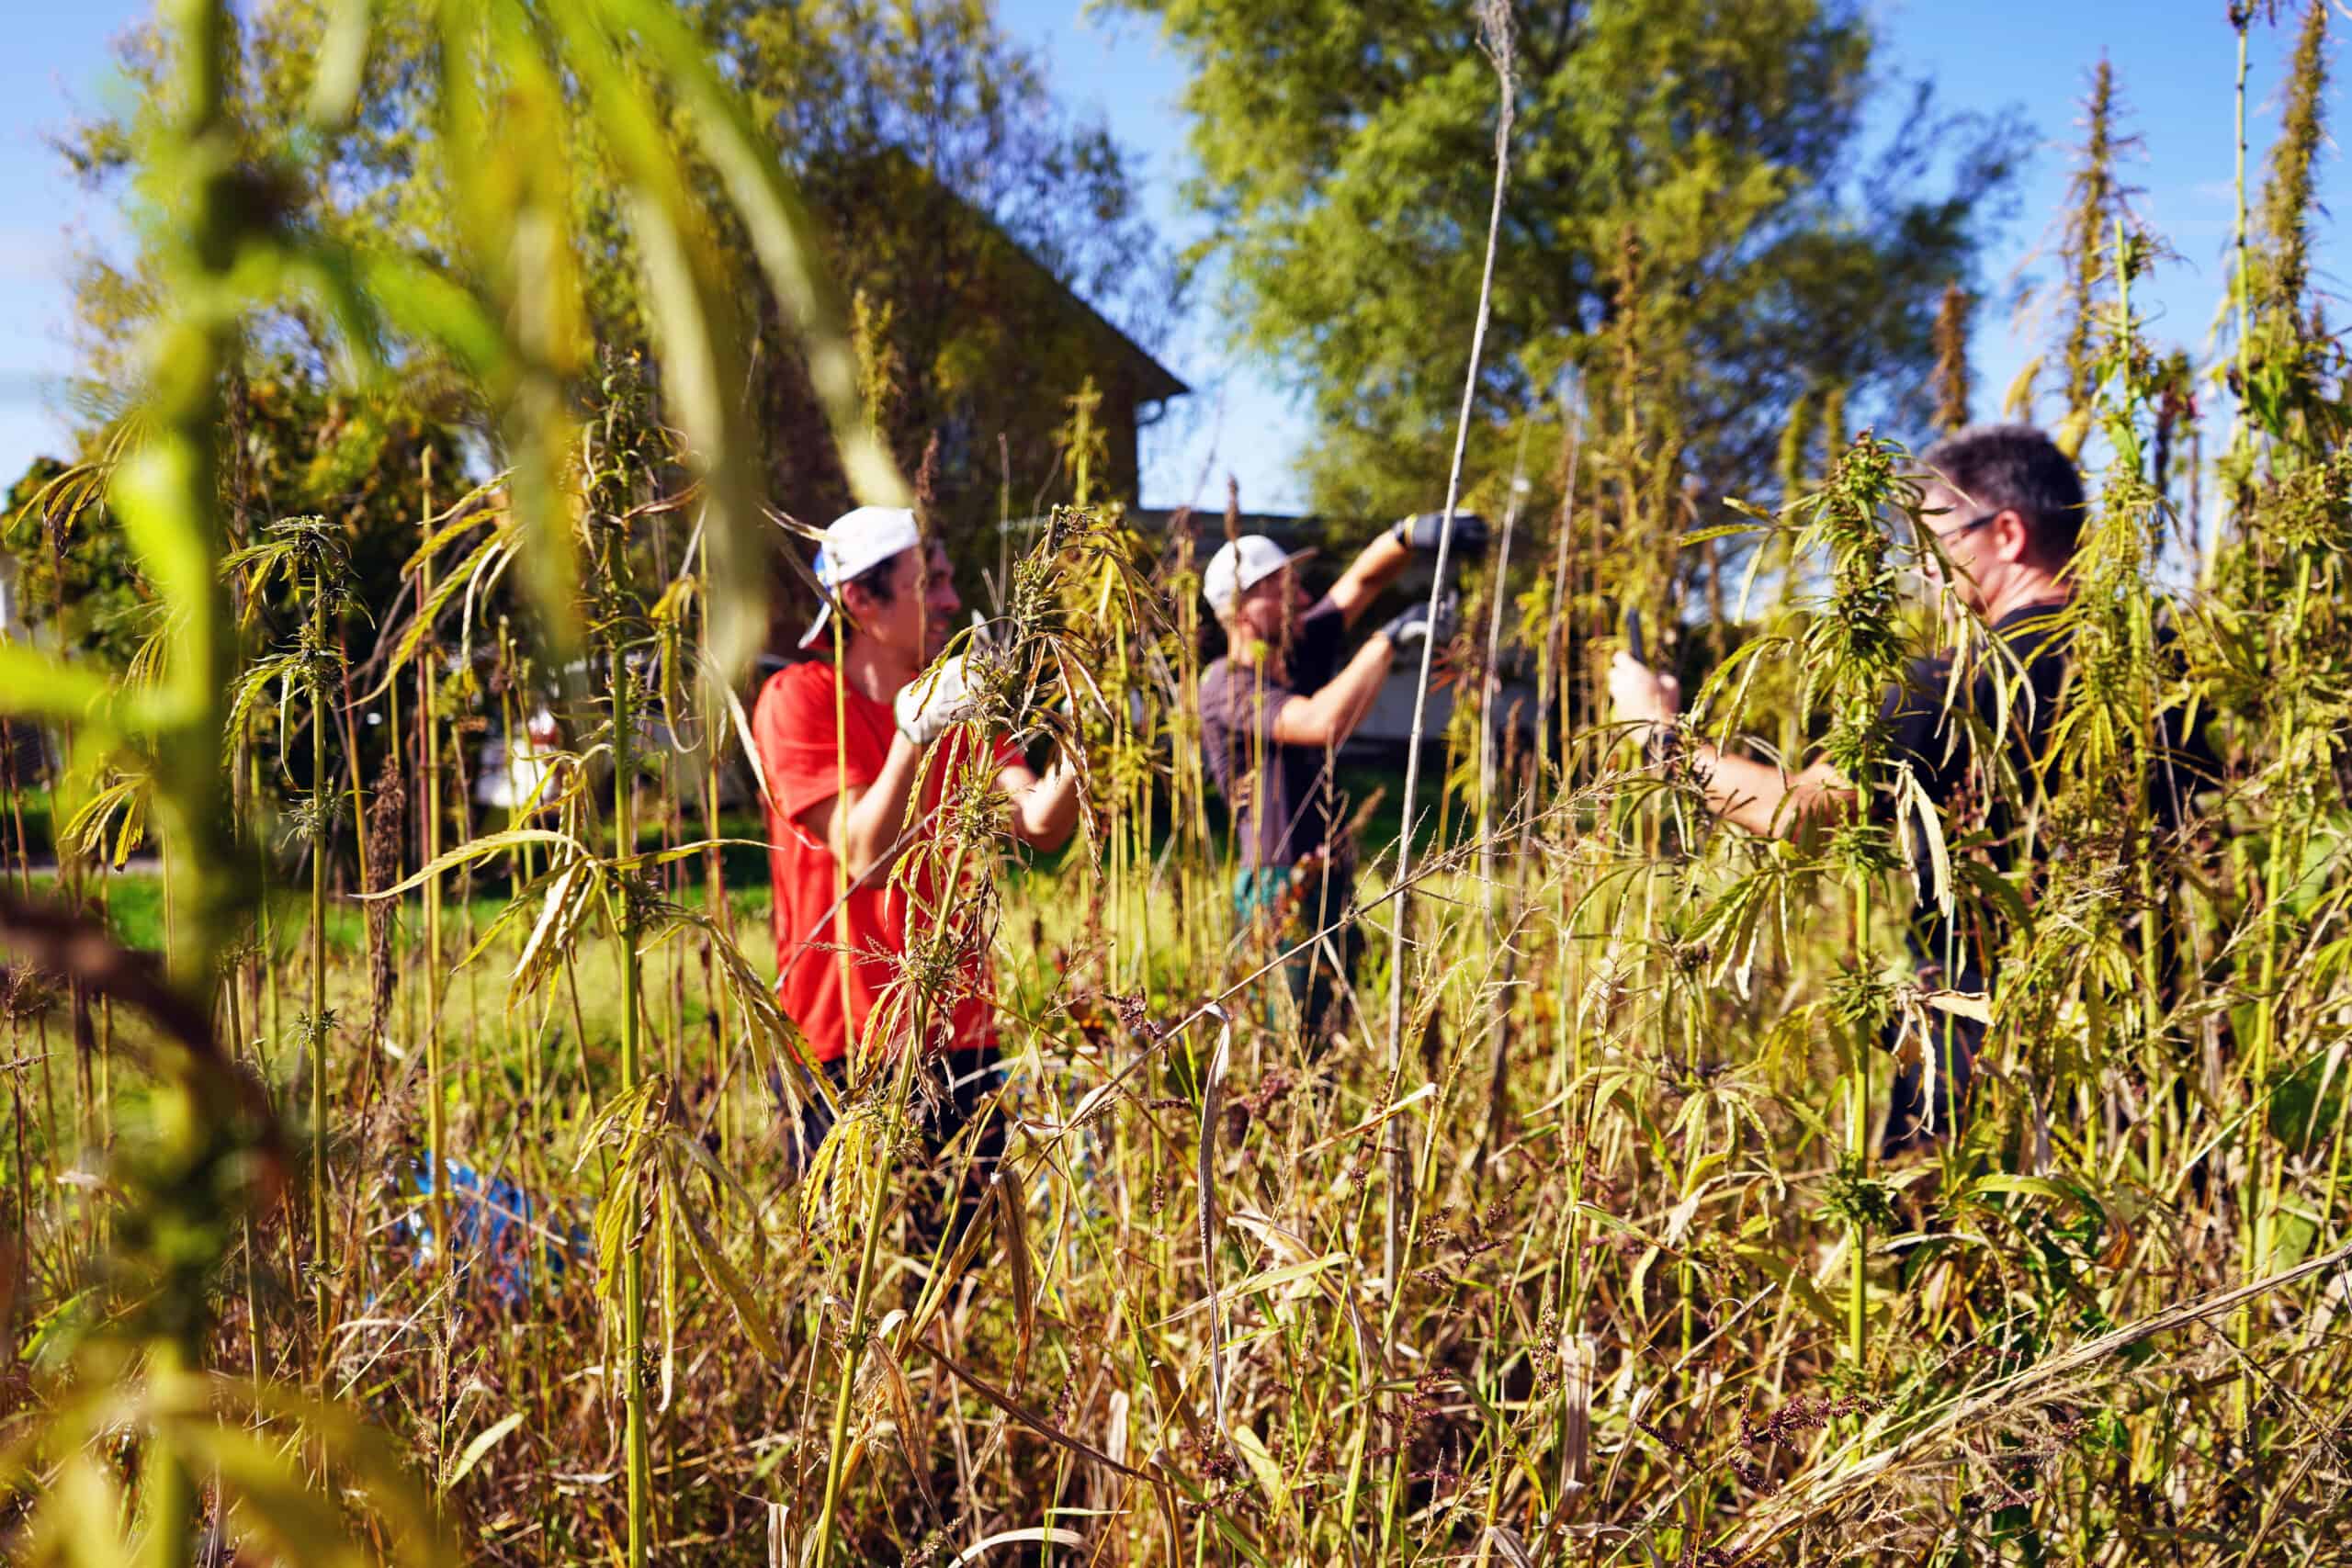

{"left": 753, "top": 660, "right": 1019, "bottom": 1065}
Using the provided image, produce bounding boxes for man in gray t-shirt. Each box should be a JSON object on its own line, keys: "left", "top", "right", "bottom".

{"left": 1199, "top": 514, "right": 1482, "bottom": 1050}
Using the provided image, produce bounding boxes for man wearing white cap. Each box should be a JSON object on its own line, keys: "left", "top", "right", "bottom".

{"left": 1200, "top": 511, "right": 1485, "bottom": 1051}
{"left": 752, "top": 505, "right": 1080, "bottom": 1218}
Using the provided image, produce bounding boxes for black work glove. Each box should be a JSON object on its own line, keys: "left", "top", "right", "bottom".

{"left": 1390, "top": 511, "right": 1490, "bottom": 558}
{"left": 1379, "top": 598, "right": 1457, "bottom": 649}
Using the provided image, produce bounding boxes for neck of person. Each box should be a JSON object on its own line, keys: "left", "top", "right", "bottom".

{"left": 1227, "top": 627, "right": 1287, "bottom": 684}
{"left": 1979, "top": 565, "right": 2071, "bottom": 628}
{"left": 840, "top": 630, "right": 919, "bottom": 707}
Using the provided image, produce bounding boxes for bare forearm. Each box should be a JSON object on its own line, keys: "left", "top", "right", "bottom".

{"left": 1008, "top": 756, "right": 1082, "bottom": 852}
{"left": 1686, "top": 744, "right": 1848, "bottom": 839}
{"left": 1308, "top": 634, "right": 1396, "bottom": 745}
{"left": 1329, "top": 532, "right": 1413, "bottom": 625}
{"left": 834, "top": 736, "right": 926, "bottom": 874}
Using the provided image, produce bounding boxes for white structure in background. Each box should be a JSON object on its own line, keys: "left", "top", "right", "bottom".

{"left": 0, "top": 553, "right": 18, "bottom": 640}
{"left": 474, "top": 707, "right": 562, "bottom": 811}
{"left": 473, "top": 705, "right": 756, "bottom": 813}
{"left": 1349, "top": 668, "right": 1537, "bottom": 756}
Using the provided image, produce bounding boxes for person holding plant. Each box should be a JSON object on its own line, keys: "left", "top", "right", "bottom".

{"left": 1199, "top": 512, "right": 1485, "bottom": 1054}
{"left": 753, "top": 504, "right": 1082, "bottom": 1201}
{"left": 1610, "top": 424, "right": 2205, "bottom": 1154}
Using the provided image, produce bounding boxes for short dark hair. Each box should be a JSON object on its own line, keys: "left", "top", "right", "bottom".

{"left": 841, "top": 554, "right": 898, "bottom": 605}
{"left": 802, "top": 550, "right": 899, "bottom": 651}
{"left": 1917, "top": 423, "right": 2086, "bottom": 565}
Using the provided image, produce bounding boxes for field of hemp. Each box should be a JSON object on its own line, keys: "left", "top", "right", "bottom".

{"left": 2, "top": 1, "right": 2350, "bottom": 1564}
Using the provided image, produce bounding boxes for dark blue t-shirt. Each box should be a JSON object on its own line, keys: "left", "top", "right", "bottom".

{"left": 1199, "top": 595, "right": 1349, "bottom": 871}
{"left": 1876, "top": 601, "right": 2211, "bottom": 987}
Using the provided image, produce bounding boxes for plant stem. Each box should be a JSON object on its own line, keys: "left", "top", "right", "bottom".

{"left": 614, "top": 632, "right": 650, "bottom": 1568}
{"left": 1382, "top": 0, "right": 1515, "bottom": 1316}
{"left": 1849, "top": 874, "right": 1871, "bottom": 1371}
{"left": 309, "top": 558, "right": 331, "bottom": 1345}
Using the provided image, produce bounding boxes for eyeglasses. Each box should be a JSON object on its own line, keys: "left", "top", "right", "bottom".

{"left": 1928, "top": 512, "right": 1999, "bottom": 546}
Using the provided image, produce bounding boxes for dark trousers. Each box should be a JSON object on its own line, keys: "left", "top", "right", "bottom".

{"left": 1234, "top": 861, "right": 1365, "bottom": 1055}
{"left": 781, "top": 1047, "right": 1008, "bottom": 1251}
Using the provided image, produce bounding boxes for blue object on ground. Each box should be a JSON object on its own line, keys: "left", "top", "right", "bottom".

{"left": 402, "top": 1158, "right": 589, "bottom": 1305}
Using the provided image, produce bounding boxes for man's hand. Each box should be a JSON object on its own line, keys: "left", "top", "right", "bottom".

{"left": 1609, "top": 650, "right": 1680, "bottom": 746}
{"left": 1380, "top": 598, "right": 1457, "bottom": 649}
{"left": 894, "top": 653, "right": 977, "bottom": 747}
{"left": 1390, "top": 511, "right": 1490, "bottom": 558}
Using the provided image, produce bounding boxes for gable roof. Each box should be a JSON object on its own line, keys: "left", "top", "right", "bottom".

{"left": 842, "top": 147, "right": 1188, "bottom": 408}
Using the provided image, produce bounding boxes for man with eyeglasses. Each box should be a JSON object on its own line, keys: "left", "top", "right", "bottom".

{"left": 1608, "top": 423, "right": 2199, "bottom": 1153}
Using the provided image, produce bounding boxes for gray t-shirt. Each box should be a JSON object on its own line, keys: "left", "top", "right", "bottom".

{"left": 1200, "top": 595, "right": 1349, "bottom": 871}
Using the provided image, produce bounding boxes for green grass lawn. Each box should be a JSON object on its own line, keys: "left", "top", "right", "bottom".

{"left": 11, "top": 761, "right": 1443, "bottom": 955}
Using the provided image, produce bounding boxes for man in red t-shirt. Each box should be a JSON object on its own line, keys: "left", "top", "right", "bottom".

{"left": 752, "top": 504, "right": 1080, "bottom": 1208}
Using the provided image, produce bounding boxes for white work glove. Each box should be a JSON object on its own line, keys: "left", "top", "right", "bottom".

{"left": 894, "top": 654, "right": 977, "bottom": 747}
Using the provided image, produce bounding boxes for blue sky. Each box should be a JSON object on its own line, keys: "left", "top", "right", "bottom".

{"left": 0, "top": 1, "right": 2337, "bottom": 515}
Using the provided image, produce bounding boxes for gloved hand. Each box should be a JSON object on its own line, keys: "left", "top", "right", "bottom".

{"left": 894, "top": 654, "right": 976, "bottom": 747}
{"left": 1390, "top": 511, "right": 1491, "bottom": 558}
{"left": 1379, "top": 598, "right": 1457, "bottom": 649}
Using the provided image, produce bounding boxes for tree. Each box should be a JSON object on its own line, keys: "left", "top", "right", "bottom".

{"left": 45, "top": 0, "right": 1176, "bottom": 627}
{"left": 718, "top": 0, "right": 1183, "bottom": 525}
{"left": 1110, "top": 0, "right": 2024, "bottom": 526}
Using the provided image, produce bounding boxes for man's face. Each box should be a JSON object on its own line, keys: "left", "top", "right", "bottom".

{"left": 1917, "top": 482, "right": 1997, "bottom": 614}
{"left": 1233, "top": 564, "right": 1309, "bottom": 655}
{"left": 843, "top": 541, "right": 961, "bottom": 665}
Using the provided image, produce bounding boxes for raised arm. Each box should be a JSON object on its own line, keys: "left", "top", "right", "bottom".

{"left": 1270, "top": 631, "right": 1396, "bottom": 749}
{"left": 999, "top": 754, "right": 1080, "bottom": 853}
{"left": 1609, "top": 651, "right": 1853, "bottom": 839}
{"left": 1326, "top": 530, "right": 1413, "bottom": 626}
{"left": 1329, "top": 511, "right": 1493, "bottom": 626}
{"left": 1679, "top": 747, "right": 1852, "bottom": 838}
{"left": 793, "top": 732, "right": 929, "bottom": 881}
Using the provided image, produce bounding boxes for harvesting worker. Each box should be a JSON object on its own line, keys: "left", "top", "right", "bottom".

{"left": 752, "top": 504, "right": 1081, "bottom": 1213}
{"left": 1199, "top": 512, "right": 1485, "bottom": 1052}
{"left": 1609, "top": 423, "right": 2202, "bottom": 1154}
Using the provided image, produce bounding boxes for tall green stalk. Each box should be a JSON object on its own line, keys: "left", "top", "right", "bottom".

{"left": 813, "top": 817, "right": 980, "bottom": 1564}
{"left": 308, "top": 550, "right": 331, "bottom": 1343}
{"left": 123, "top": 3, "right": 260, "bottom": 1560}
{"left": 1848, "top": 874, "right": 1871, "bottom": 1369}
{"left": 611, "top": 632, "right": 651, "bottom": 1568}
{"left": 421, "top": 457, "right": 450, "bottom": 1281}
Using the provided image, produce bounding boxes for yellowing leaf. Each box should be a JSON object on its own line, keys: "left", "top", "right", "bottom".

{"left": 442, "top": 1410, "right": 525, "bottom": 1491}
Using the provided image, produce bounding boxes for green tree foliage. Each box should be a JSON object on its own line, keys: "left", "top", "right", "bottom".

{"left": 717, "top": 0, "right": 1182, "bottom": 526}
{"left": 3, "top": 457, "right": 147, "bottom": 667}
{"left": 1112, "top": 0, "right": 2024, "bottom": 523}
{"left": 40, "top": 0, "right": 1174, "bottom": 626}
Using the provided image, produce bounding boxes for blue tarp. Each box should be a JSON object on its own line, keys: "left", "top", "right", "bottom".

{"left": 401, "top": 1158, "right": 589, "bottom": 1304}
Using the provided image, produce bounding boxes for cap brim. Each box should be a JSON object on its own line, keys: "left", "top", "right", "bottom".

{"left": 797, "top": 599, "right": 835, "bottom": 649}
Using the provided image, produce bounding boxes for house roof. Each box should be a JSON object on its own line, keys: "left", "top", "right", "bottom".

{"left": 1003, "top": 245, "right": 1188, "bottom": 407}
{"left": 844, "top": 147, "right": 1188, "bottom": 409}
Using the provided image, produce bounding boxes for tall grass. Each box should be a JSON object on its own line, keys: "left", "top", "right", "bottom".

{"left": 3, "top": 3, "right": 2352, "bottom": 1565}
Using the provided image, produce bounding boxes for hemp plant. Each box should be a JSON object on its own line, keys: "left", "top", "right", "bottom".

{"left": 1790, "top": 433, "right": 1915, "bottom": 1371}
{"left": 0, "top": 5, "right": 443, "bottom": 1561}
{"left": 0, "top": 0, "right": 908, "bottom": 1553}
{"left": 224, "top": 513, "right": 360, "bottom": 1343}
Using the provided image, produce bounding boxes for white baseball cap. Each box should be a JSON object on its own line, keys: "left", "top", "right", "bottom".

{"left": 1203, "top": 535, "right": 1316, "bottom": 617}
{"left": 798, "top": 505, "right": 922, "bottom": 649}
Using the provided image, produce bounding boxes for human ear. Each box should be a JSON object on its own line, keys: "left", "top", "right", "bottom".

{"left": 1995, "top": 508, "right": 2033, "bottom": 563}
{"left": 835, "top": 581, "right": 877, "bottom": 630}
